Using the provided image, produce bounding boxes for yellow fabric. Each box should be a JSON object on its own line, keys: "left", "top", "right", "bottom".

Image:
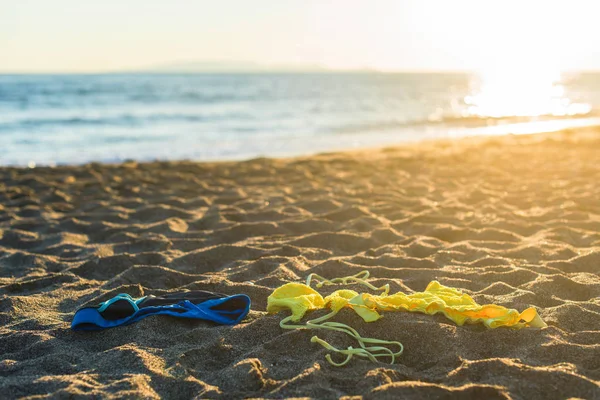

{"left": 266, "top": 271, "right": 547, "bottom": 366}
{"left": 349, "top": 280, "right": 547, "bottom": 329}
{"left": 266, "top": 282, "right": 325, "bottom": 322}
{"left": 268, "top": 275, "right": 547, "bottom": 329}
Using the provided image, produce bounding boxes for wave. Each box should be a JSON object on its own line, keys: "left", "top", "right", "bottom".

{"left": 329, "top": 111, "right": 600, "bottom": 135}
{"left": 0, "top": 114, "right": 215, "bottom": 132}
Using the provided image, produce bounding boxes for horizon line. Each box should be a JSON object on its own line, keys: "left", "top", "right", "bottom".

{"left": 2, "top": 68, "right": 600, "bottom": 75}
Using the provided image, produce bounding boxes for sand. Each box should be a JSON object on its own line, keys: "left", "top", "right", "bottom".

{"left": 1, "top": 128, "right": 599, "bottom": 399}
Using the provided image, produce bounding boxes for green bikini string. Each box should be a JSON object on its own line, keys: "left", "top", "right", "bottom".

{"left": 306, "top": 270, "right": 390, "bottom": 295}
{"left": 280, "top": 271, "right": 403, "bottom": 367}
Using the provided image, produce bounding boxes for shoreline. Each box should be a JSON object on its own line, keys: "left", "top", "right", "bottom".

{"left": 1, "top": 127, "right": 599, "bottom": 398}
{"left": 5, "top": 119, "right": 600, "bottom": 169}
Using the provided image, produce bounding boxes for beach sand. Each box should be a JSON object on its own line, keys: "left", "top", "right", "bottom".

{"left": 1, "top": 129, "right": 599, "bottom": 399}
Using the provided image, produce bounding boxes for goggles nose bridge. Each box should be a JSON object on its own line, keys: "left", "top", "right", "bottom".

{"left": 97, "top": 294, "right": 143, "bottom": 321}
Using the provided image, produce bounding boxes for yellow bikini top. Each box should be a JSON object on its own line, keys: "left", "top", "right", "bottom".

{"left": 267, "top": 271, "right": 546, "bottom": 366}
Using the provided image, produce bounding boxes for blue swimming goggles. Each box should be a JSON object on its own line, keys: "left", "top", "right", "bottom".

{"left": 72, "top": 290, "right": 251, "bottom": 331}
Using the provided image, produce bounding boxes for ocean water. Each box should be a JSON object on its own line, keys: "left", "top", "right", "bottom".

{"left": 1, "top": 73, "right": 599, "bottom": 166}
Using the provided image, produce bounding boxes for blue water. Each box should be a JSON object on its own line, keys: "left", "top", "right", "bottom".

{"left": 1, "top": 73, "right": 599, "bottom": 166}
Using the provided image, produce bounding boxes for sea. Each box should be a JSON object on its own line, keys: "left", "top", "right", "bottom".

{"left": 1, "top": 72, "right": 599, "bottom": 166}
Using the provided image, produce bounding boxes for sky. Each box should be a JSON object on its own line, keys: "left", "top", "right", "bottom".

{"left": 1, "top": 0, "right": 600, "bottom": 73}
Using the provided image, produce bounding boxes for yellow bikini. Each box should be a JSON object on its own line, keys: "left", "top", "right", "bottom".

{"left": 267, "top": 271, "right": 546, "bottom": 366}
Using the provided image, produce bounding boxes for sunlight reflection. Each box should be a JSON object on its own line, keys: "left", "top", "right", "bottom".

{"left": 465, "top": 68, "right": 591, "bottom": 118}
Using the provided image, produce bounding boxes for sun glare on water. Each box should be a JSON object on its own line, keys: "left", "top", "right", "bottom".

{"left": 465, "top": 67, "right": 591, "bottom": 118}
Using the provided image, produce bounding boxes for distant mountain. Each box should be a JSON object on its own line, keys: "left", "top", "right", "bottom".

{"left": 139, "top": 60, "right": 330, "bottom": 73}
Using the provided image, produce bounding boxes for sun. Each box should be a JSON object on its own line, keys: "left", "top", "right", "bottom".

{"left": 465, "top": 64, "right": 591, "bottom": 119}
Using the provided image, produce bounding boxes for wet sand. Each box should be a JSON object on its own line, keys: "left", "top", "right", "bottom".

{"left": 1, "top": 129, "right": 599, "bottom": 399}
